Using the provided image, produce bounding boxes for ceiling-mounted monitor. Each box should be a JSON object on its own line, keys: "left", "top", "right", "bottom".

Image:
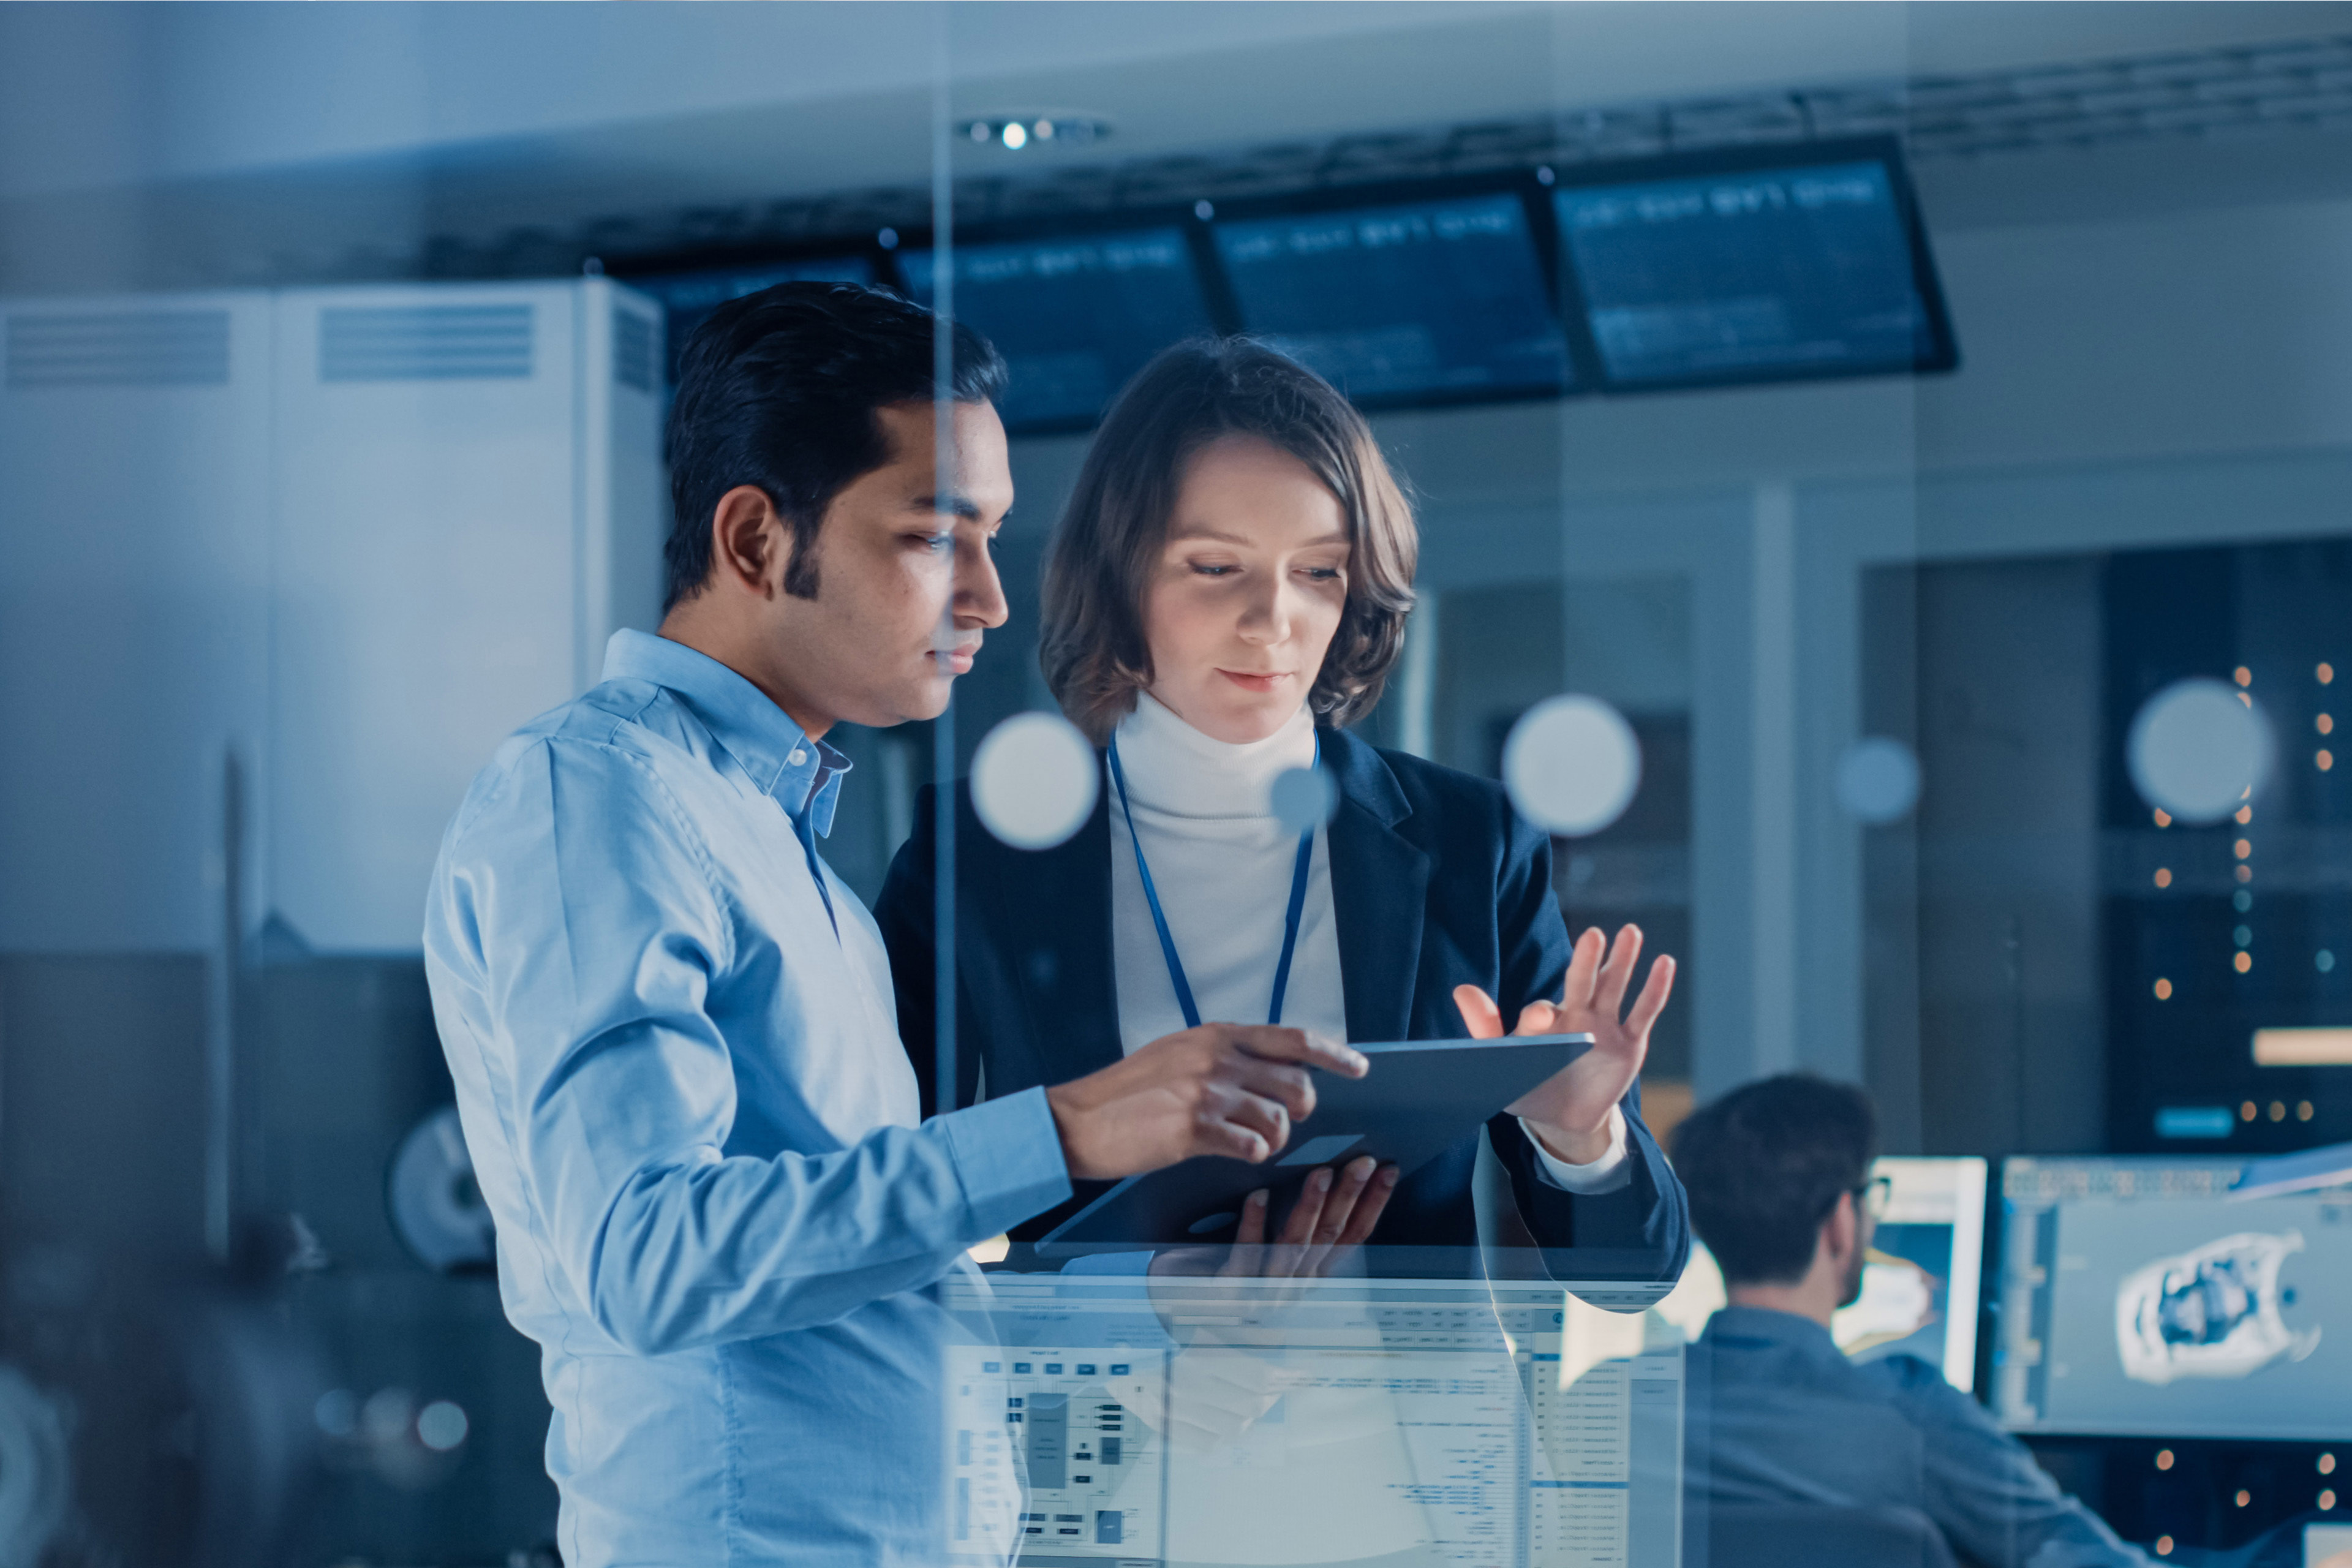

{"left": 623, "top": 255, "right": 876, "bottom": 382}
{"left": 896, "top": 227, "right": 1216, "bottom": 433}
{"left": 1550, "top": 138, "right": 1956, "bottom": 391}
{"left": 1211, "top": 190, "right": 1572, "bottom": 406}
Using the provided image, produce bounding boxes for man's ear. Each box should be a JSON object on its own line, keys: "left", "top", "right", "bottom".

{"left": 709, "top": 485, "right": 787, "bottom": 598}
{"left": 1822, "top": 1193, "right": 1859, "bottom": 1266}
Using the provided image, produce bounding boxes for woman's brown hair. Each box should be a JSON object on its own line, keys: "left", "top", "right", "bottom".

{"left": 1040, "top": 338, "right": 1419, "bottom": 742}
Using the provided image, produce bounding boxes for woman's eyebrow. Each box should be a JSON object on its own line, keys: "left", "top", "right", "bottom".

{"left": 1170, "top": 524, "right": 1351, "bottom": 548}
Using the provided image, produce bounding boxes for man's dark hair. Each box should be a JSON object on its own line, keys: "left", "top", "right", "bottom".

{"left": 663, "top": 281, "right": 1008, "bottom": 609}
{"left": 1672, "top": 1074, "right": 1878, "bottom": 1287}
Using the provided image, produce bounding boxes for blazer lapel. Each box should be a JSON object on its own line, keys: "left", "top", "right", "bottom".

{"left": 983, "top": 766, "right": 1125, "bottom": 1088}
{"left": 1322, "top": 729, "right": 1430, "bottom": 1044}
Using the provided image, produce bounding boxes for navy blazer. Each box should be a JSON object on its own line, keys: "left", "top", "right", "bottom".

{"left": 873, "top": 725, "right": 1689, "bottom": 1282}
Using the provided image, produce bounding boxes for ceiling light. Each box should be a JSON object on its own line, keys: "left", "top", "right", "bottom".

{"left": 957, "top": 116, "right": 1110, "bottom": 151}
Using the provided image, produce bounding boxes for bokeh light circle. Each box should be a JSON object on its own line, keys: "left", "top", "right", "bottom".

{"left": 417, "top": 1400, "right": 470, "bottom": 1452}
{"left": 1502, "top": 695, "right": 1642, "bottom": 837}
{"left": 1268, "top": 765, "right": 1337, "bottom": 835}
{"left": 1834, "top": 737, "right": 1921, "bottom": 824}
{"left": 971, "top": 712, "right": 1099, "bottom": 850}
{"left": 2127, "top": 678, "right": 2274, "bottom": 824}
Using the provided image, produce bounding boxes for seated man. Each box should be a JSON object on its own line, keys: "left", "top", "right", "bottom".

{"left": 1673, "top": 1075, "right": 2152, "bottom": 1568}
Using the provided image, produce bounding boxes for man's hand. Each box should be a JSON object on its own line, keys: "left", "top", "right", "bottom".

{"left": 1044, "top": 1024, "right": 1369, "bottom": 1182}
{"left": 1453, "top": 924, "right": 1675, "bottom": 1166}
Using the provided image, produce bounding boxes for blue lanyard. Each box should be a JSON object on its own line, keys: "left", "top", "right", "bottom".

{"left": 1106, "top": 731, "right": 1319, "bottom": 1029}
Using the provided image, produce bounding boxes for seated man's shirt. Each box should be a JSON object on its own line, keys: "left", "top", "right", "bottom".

{"left": 423, "top": 629, "right": 1071, "bottom": 1568}
{"left": 1686, "top": 1305, "right": 2150, "bottom": 1568}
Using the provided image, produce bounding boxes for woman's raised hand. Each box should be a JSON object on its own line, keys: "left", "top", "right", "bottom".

{"left": 1452, "top": 923, "right": 1675, "bottom": 1166}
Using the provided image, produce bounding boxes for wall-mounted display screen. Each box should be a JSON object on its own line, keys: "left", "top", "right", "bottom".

{"left": 1212, "top": 193, "right": 1570, "bottom": 403}
{"left": 1553, "top": 156, "right": 1949, "bottom": 388}
{"left": 1994, "top": 1156, "right": 2350, "bottom": 1441}
{"left": 897, "top": 228, "right": 1215, "bottom": 432}
{"left": 625, "top": 255, "right": 876, "bottom": 382}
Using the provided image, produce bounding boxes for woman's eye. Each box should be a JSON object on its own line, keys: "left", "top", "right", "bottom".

{"left": 1189, "top": 562, "right": 1237, "bottom": 577}
{"left": 1302, "top": 567, "right": 1343, "bottom": 581}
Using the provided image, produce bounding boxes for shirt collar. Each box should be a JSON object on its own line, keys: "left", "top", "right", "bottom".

{"left": 1704, "top": 1304, "right": 1844, "bottom": 1357}
{"left": 602, "top": 630, "right": 851, "bottom": 836}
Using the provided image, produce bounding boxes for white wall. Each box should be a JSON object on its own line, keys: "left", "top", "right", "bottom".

{"left": 0, "top": 278, "right": 665, "bottom": 955}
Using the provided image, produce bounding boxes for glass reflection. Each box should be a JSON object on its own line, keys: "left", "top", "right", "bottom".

{"left": 4, "top": 2, "right": 2350, "bottom": 1562}
{"left": 943, "top": 1257, "right": 1684, "bottom": 1567}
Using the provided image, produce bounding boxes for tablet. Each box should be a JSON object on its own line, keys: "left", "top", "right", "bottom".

{"left": 1037, "top": 1033, "right": 1594, "bottom": 1254}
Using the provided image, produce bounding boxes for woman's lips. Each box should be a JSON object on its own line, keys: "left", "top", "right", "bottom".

{"left": 1218, "top": 669, "right": 1290, "bottom": 693}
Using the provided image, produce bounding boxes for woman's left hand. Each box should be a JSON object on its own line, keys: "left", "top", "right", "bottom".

{"left": 1452, "top": 924, "right": 1675, "bottom": 1166}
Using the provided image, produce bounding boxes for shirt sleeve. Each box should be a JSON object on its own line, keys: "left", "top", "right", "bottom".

{"left": 1519, "top": 1106, "right": 1633, "bottom": 1194}
{"left": 427, "top": 736, "right": 1072, "bottom": 1359}
{"left": 1889, "top": 1362, "right": 2153, "bottom": 1568}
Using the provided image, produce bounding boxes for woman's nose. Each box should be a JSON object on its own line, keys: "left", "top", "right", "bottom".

{"left": 1235, "top": 579, "right": 1292, "bottom": 644}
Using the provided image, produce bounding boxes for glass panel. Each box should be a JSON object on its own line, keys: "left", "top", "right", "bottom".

{"left": 4, "top": 4, "right": 2346, "bottom": 1563}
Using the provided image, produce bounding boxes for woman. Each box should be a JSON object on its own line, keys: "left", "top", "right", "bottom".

{"left": 876, "top": 338, "right": 1688, "bottom": 1279}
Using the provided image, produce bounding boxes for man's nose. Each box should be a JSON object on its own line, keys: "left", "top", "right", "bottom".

{"left": 957, "top": 537, "right": 1009, "bottom": 628}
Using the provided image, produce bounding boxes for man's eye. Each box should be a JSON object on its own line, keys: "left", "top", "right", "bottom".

{"left": 912, "top": 533, "right": 954, "bottom": 552}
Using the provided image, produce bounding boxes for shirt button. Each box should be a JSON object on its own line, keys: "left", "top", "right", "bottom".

{"left": 788, "top": 747, "right": 807, "bottom": 766}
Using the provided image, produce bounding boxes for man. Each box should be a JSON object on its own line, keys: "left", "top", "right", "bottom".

{"left": 421, "top": 283, "right": 1378, "bottom": 1566}
{"left": 1673, "top": 1076, "right": 2154, "bottom": 1568}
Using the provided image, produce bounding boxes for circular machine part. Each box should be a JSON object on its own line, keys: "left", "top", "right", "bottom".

{"left": 387, "top": 1106, "right": 497, "bottom": 1274}
{"left": 2, "top": 1257, "right": 325, "bottom": 1568}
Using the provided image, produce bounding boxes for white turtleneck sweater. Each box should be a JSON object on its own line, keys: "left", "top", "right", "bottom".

{"left": 1106, "top": 693, "right": 1626, "bottom": 1193}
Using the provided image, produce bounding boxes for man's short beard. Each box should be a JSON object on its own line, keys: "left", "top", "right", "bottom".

{"left": 1838, "top": 1243, "right": 1869, "bottom": 1310}
{"left": 783, "top": 526, "right": 823, "bottom": 600}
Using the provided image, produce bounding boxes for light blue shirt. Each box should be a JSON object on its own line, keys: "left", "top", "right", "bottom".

{"left": 423, "top": 629, "right": 1072, "bottom": 1567}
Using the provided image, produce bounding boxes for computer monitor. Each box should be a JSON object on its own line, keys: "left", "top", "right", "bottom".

{"left": 1653, "top": 1155, "right": 1988, "bottom": 1393}
{"left": 940, "top": 1272, "right": 1685, "bottom": 1567}
{"left": 1994, "top": 1156, "right": 2348, "bottom": 1441}
{"left": 895, "top": 227, "right": 1216, "bottom": 432}
{"left": 622, "top": 254, "right": 877, "bottom": 382}
{"left": 1212, "top": 191, "right": 1573, "bottom": 405}
{"left": 1550, "top": 138, "right": 1956, "bottom": 391}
